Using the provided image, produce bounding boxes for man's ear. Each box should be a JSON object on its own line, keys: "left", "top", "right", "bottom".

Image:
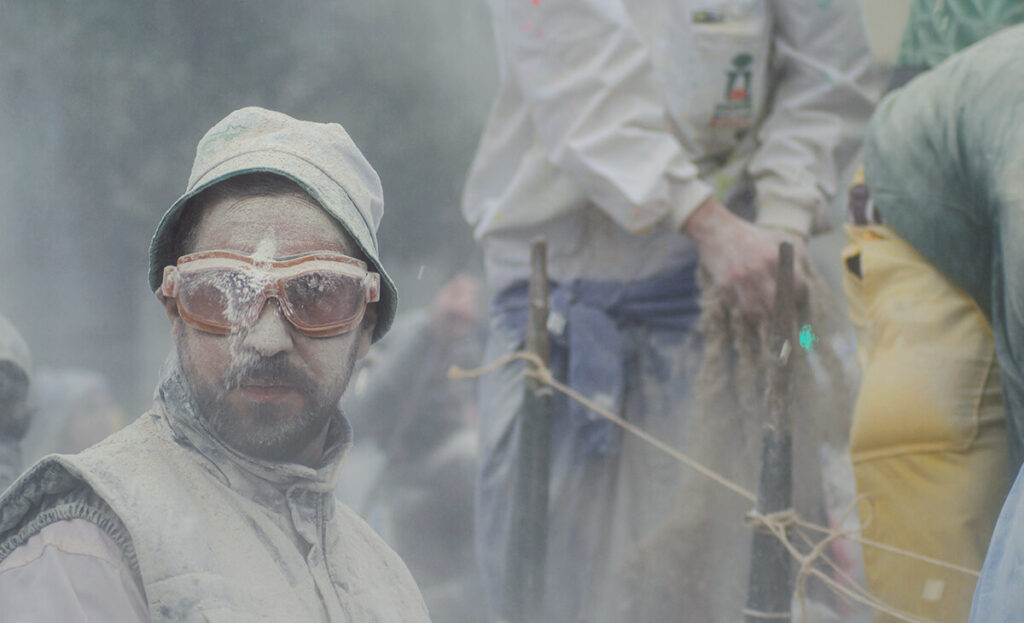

{"left": 157, "top": 290, "right": 176, "bottom": 318}
{"left": 355, "top": 304, "right": 377, "bottom": 360}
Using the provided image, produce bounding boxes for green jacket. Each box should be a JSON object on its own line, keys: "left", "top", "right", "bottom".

{"left": 864, "top": 24, "right": 1024, "bottom": 468}
{"left": 898, "top": 0, "right": 1024, "bottom": 69}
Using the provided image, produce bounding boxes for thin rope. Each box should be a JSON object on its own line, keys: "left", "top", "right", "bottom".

{"left": 794, "top": 517, "right": 981, "bottom": 578}
{"left": 747, "top": 509, "right": 937, "bottom": 623}
{"left": 449, "top": 352, "right": 984, "bottom": 620}
{"left": 452, "top": 351, "right": 760, "bottom": 503}
{"left": 530, "top": 365, "right": 759, "bottom": 503}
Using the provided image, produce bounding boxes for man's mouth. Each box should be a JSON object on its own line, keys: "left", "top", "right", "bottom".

{"left": 238, "top": 384, "right": 296, "bottom": 402}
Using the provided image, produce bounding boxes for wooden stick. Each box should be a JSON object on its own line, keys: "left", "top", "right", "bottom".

{"left": 746, "top": 242, "right": 796, "bottom": 622}
{"left": 501, "top": 239, "right": 553, "bottom": 622}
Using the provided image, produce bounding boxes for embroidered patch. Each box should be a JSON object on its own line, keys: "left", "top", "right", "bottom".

{"left": 710, "top": 53, "right": 755, "bottom": 128}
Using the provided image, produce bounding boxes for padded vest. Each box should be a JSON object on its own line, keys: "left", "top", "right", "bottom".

{"left": 0, "top": 409, "right": 430, "bottom": 623}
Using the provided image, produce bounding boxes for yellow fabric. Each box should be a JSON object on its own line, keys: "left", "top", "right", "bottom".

{"left": 843, "top": 224, "right": 1009, "bottom": 623}
{"left": 851, "top": 164, "right": 866, "bottom": 187}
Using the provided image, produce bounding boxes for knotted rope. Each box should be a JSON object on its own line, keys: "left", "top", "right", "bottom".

{"left": 449, "top": 350, "right": 981, "bottom": 623}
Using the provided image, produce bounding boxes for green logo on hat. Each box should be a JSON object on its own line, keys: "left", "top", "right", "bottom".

{"left": 199, "top": 123, "right": 250, "bottom": 157}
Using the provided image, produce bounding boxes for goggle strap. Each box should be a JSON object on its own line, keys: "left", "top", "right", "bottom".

{"left": 160, "top": 265, "right": 178, "bottom": 298}
{"left": 366, "top": 273, "right": 380, "bottom": 303}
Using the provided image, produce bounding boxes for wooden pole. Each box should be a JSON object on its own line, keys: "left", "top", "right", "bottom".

{"left": 745, "top": 242, "right": 796, "bottom": 622}
{"left": 501, "top": 239, "right": 553, "bottom": 623}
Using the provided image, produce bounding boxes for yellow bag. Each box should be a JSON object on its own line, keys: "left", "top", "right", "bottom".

{"left": 843, "top": 225, "right": 1009, "bottom": 622}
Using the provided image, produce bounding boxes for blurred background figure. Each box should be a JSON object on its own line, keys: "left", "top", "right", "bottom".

{"left": 20, "top": 368, "right": 128, "bottom": 465}
{"left": 461, "top": 0, "right": 877, "bottom": 619}
{"left": 338, "top": 273, "right": 487, "bottom": 623}
{"left": 0, "top": 314, "right": 33, "bottom": 491}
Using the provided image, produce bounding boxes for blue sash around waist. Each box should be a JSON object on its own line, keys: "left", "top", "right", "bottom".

{"left": 492, "top": 261, "right": 701, "bottom": 455}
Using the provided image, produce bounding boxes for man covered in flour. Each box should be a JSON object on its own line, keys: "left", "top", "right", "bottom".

{"left": 0, "top": 107, "right": 431, "bottom": 622}
{"left": 462, "top": 0, "right": 876, "bottom": 620}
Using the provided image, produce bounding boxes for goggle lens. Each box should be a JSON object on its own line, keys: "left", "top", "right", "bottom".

{"left": 283, "top": 271, "right": 365, "bottom": 328}
{"left": 178, "top": 269, "right": 262, "bottom": 328}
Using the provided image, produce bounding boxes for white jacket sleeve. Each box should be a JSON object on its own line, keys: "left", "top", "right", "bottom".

{"left": 491, "top": 0, "right": 713, "bottom": 234}
{"left": 748, "top": 0, "right": 877, "bottom": 235}
{"left": 0, "top": 519, "right": 150, "bottom": 622}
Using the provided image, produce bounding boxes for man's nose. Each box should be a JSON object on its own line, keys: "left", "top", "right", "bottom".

{"left": 241, "top": 299, "right": 294, "bottom": 356}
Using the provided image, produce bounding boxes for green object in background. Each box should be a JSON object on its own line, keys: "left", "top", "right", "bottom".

{"left": 898, "top": 0, "right": 1024, "bottom": 68}
{"left": 799, "top": 324, "right": 818, "bottom": 352}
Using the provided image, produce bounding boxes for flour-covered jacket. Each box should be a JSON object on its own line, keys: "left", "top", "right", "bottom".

{"left": 0, "top": 357, "right": 430, "bottom": 622}
{"left": 463, "top": 0, "right": 876, "bottom": 290}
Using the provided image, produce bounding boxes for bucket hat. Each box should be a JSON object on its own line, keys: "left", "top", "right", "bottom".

{"left": 148, "top": 107, "right": 397, "bottom": 341}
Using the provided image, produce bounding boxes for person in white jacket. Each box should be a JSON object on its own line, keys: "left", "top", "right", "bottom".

{"left": 462, "top": 1, "right": 876, "bottom": 620}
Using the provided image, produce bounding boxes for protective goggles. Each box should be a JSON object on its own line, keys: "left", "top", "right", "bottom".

{"left": 160, "top": 250, "right": 380, "bottom": 338}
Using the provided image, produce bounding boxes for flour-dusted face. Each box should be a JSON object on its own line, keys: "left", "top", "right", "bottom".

{"left": 165, "top": 193, "right": 375, "bottom": 462}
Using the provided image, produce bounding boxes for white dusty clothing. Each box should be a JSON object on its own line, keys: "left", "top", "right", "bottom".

{"left": 0, "top": 356, "right": 430, "bottom": 623}
{"left": 0, "top": 519, "right": 148, "bottom": 622}
{"left": 463, "top": 1, "right": 875, "bottom": 621}
{"left": 463, "top": 0, "right": 877, "bottom": 290}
